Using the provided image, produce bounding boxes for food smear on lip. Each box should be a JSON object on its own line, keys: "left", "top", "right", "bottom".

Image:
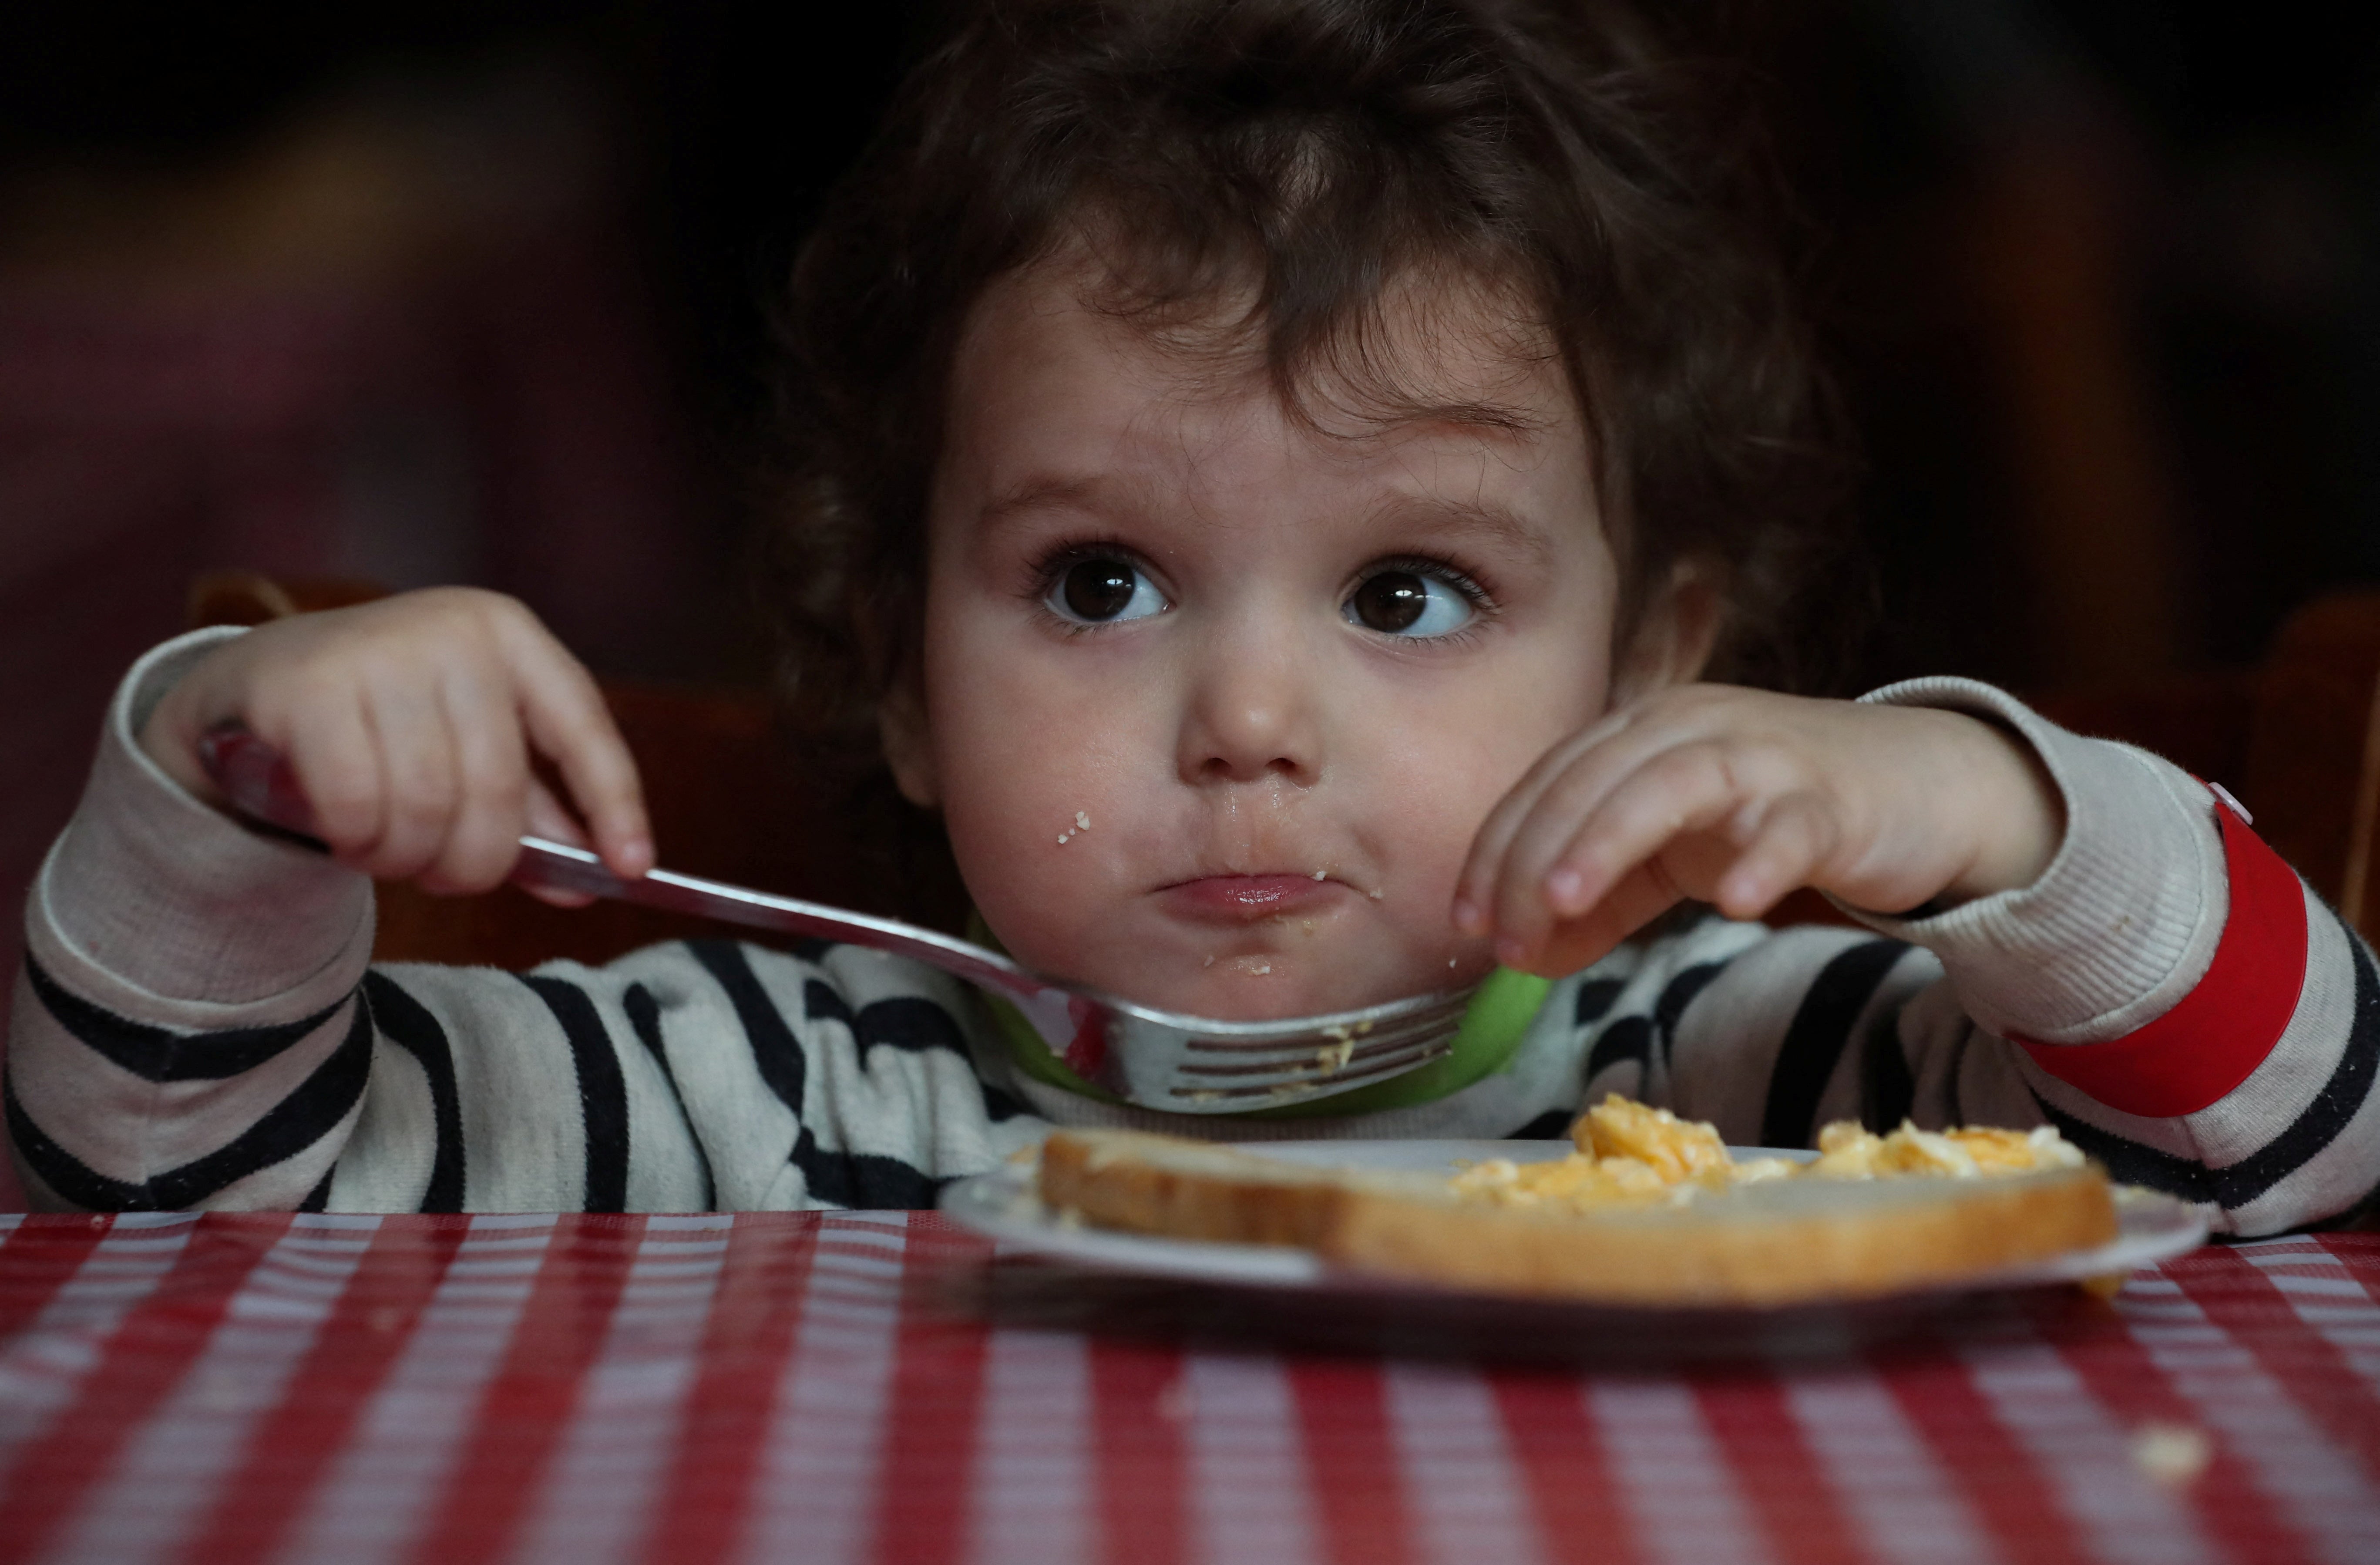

{"left": 1160, "top": 872, "right": 1343, "bottom": 923}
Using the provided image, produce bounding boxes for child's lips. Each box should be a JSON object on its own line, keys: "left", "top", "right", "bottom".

{"left": 1156, "top": 873, "right": 1345, "bottom": 924}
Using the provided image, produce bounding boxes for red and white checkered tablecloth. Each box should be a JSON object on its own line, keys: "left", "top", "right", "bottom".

{"left": 0, "top": 1213, "right": 2374, "bottom": 1565}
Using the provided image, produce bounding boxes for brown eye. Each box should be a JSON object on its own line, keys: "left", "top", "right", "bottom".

{"left": 1049, "top": 556, "right": 1164, "bottom": 623}
{"left": 1349, "top": 571, "right": 1428, "bottom": 632}
{"left": 1344, "top": 567, "right": 1476, "bottom": 638}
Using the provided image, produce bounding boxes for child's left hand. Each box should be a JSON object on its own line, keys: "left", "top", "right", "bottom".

{"left": 1451, "top": 687, "right": 2067, "bottom": 977}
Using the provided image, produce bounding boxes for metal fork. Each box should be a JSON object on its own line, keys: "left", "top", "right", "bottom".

{"left": 198, "top": 727, "right": 1474, "bottom": 1112}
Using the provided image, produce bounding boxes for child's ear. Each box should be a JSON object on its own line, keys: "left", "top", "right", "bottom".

{"left": 878, "top": 670, "right": 941, "bottom": 810}
{"left": 1611, "top": 562, "right": 1723, "bottom": 703}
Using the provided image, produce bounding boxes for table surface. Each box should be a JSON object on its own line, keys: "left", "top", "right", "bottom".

{"left": 0, "top": 1212, "right": 2374, "bottom": 1565}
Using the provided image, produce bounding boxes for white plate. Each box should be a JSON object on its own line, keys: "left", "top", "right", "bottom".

{"left": 938, "top": 1138, "right": 2211, "bottom": 1307}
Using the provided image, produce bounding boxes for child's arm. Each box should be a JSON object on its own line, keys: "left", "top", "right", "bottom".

{"left": 11, "top": 626, "right": 386, "bottom": 1209}
{"left": 8, "top": 592, "right": 643, "bottom": 1209}
{"left": 9, "top": 595, "right": 1034, "bottom": 1211}
{"left": 1462, "top": 680, "right": 2378, "bottom": 1235}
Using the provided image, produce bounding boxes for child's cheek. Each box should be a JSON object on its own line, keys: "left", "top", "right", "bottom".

{"left": 923, "top": 788, "right": 1112, "bottom": 973}
{"left": 925, "top": 669, "right": 1142, "bottom": 969}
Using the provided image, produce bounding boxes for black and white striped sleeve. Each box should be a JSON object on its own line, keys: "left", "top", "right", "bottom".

{"left": 8, "top": 629, "right": 381, "bottom": 1211}
{"left": 312, "top": 938, "right": 1035, "bottom": 1212}
{"left": 12, "top": 923, "right": 1035, "bottom": 1213}
{"left": 8, "top": 949, "right": 371, "bottom": 1212}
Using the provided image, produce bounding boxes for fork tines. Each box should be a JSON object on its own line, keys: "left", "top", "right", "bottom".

{"left": 1165, "top": 992, "right": 1473, "bottom": 1101}
{"left": 1167, "top": 1043, "right": 1452, "bottom": 1101}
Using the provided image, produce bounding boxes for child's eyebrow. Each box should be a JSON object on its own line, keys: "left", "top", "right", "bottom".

{"left": 971, "top": 476, "right": 1562, "bottom": 570}
{"left": 977, "top": 475, "right": 1109, "bottom": 533}
{"left": 1375, "top": 496, "right": 1560, "bottom": 569}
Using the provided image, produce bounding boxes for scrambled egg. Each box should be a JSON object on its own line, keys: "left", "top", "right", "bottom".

{"left": 1807, "top": 1120, "right": 2084, "bottom": 1179}
{"left": 1576, "top": 1095, "right": 1733, "bottom": 1182}
{"left": 1452, "top": 1151, "right": 1689, "bottom": 1210}
{"left": 1448, "top": 1094, "right": 2084, "bottom": 1214}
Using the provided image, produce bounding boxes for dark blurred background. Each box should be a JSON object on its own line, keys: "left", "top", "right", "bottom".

{"left": 1, "top": 0, "right": 2376, "bottom": 962}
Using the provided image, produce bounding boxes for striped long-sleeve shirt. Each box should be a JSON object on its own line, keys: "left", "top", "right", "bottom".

{"left": 9, "top": 629, "right": 2377, "bottom": 1234}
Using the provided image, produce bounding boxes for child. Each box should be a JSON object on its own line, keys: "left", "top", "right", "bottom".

{"left": 11, "top": 0, "right": 2373, "bottom": 1232}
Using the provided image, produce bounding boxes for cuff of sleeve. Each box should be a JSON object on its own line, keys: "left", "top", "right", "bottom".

{"left": 26, "top": 626, "right": 375, "bottom": 1024}
{"left": 1838, "top": 676, "right": 2226, "bottom": 1045}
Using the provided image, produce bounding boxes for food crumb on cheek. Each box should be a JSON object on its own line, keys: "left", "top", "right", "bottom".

{"left": 1056, "top": 810, "right": 1093, "bottom": 847}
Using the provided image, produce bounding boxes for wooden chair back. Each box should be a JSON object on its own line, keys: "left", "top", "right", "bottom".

{"left": 2029, "top": 589, "right": 2380, "bottom": 939}
{"left": 191, "top": 572, "right": 2380, "bottom": 965}
{"left": 2246, "top": 594, "right": 2380, "bottom": 931}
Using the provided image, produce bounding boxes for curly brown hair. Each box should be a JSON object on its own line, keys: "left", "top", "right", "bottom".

{"left": 767, "top": 0, "right": 1852, "bottom": 784}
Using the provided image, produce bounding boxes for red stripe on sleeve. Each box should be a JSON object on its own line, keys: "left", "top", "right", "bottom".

{"left": 2014, "top": 797, "right": 2308, "bottom": 1118}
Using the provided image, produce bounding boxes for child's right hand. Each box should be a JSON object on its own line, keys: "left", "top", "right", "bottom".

{"left": 140, "top": 588, "right": 653, "bottom": 902}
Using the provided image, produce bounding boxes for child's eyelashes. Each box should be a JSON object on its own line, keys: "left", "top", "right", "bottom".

{"left": 1025, "top": 542, "right": 1492, "bottom": 642}
{"left": 1342, "top": 557, "right": 1493, "bottom": 642}
{"left": 1035, "top": 547, "right": 1171, "bottom": 627}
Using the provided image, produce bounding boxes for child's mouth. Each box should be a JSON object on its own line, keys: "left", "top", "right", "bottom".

{"left": 1156, "top": 874, "right": 1345, "bottom": 924}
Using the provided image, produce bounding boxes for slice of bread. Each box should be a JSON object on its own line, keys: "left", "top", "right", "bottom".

{"left": 1036, "top": 1127, "right": 2118, "bottom": 1307}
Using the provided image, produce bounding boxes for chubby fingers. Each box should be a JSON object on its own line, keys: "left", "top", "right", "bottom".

{"left": 1540, "top": 755, "right": 1840, "bottom": 929}
{"left": 282, "top": 667, "right": 492, "bottom": 889}
{"left": 1481, "top": 741, "right": 1751, "bottom": 967}
{"left": 240, "top": 591, "right": 649, "bottom": 895}
{"left": 494, "top": 608, "right": 652, "bottom": 881}
{"left": 361, "top": 674, "right": 464, "bottom": 883}
{"left": 1704, "top": 791, "right": 1839, "bottom": 917}
{"left": 1452, "top": 691, "right": 1741, "bottom": 937}
{"left": 1451, "top": 706, "right": 1645, "bottom": 936}
{"left": 1520, "top": 861, "right": 1692, "bottom": 977}
{"left": 270, "top": 685, "right": 385, "bottom": 865}
{"left": 1460, "top": 730, "right": 1849, "bottom": 975}
{"left": 413, "top": 662, "right": 532, "bottom": 894}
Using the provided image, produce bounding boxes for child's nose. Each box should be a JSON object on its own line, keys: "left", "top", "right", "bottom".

{"left": 1176, "top": 622, "right": 1323, "bottom": 787}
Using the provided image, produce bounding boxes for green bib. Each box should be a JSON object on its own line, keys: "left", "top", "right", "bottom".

{"left": 968, "top": 915, "right": 1551, "bottom": 1118}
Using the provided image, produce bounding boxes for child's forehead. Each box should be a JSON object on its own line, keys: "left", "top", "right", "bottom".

{"left": 932, "top": 252, "right": 1604, "bottom": 565}
{"left": 951, "top": 245, "right": 1585, "bottom": 453}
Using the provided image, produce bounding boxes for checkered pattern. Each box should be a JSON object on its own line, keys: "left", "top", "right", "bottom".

{"left": 0, "top": 1214, "right": 2374, "bottom": 1565}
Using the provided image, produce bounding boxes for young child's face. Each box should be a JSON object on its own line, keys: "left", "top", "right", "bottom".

{"left": 887, "top": 256, "right": 1644, "bottom": 1018}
